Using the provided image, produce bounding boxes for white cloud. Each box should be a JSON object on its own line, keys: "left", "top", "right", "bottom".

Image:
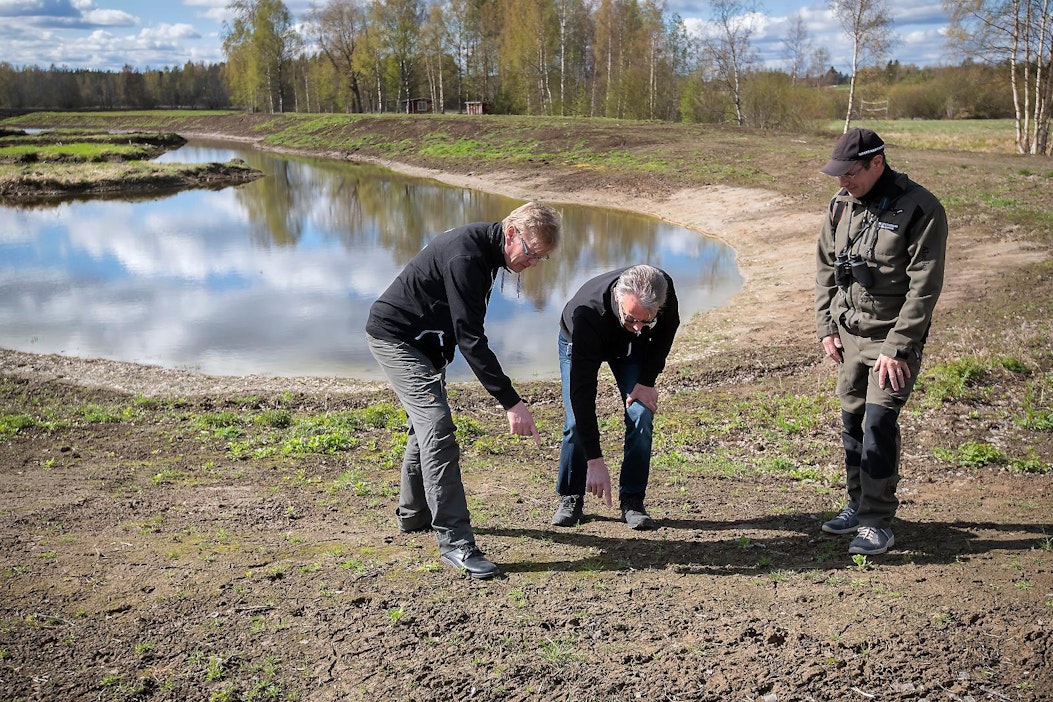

{"left": 79, "top": 8, "right": 136, "bottom": 26}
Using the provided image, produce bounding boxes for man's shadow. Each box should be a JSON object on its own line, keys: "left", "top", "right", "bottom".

{"left": 476, "top": 513, "right": 1052, "bottom": 574}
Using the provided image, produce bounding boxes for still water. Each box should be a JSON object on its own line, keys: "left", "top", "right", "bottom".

{"left": 0, "top": 140, "right": 742, "bottom": 381}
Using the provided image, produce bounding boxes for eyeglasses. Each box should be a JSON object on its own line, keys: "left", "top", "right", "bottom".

{"left": 623, "top": 312, "right": 658, "bottom": 329}
{"left": 841, "top": 161, "right": 867, "bottom": 180}
{"left": 518, "top": 233, "right": 549, "bottom": 261}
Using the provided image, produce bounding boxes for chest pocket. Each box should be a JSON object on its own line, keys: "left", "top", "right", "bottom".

{"left": 870, "top": 205, "right": 914, "bottom": 264}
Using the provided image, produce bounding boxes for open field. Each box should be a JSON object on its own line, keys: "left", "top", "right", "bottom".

{"left": 0, "top": 112, "right": 1051, "bottom": 701}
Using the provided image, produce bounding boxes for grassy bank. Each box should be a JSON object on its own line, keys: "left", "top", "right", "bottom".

{"left": 6, "top": 111, "right": 1051, "bottom": 246}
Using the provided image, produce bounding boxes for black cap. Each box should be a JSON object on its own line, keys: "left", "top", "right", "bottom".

{"left": 820, "top": 128, "right": 885, "bottom": 176}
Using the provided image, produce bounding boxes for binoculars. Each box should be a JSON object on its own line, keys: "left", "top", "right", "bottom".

{"left": 834, "top": 253, "right": 875, "bottom": 288}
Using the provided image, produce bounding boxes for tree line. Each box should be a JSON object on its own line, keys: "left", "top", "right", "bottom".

{"left": 0, "top": 0, "right": 1049, "bottom": 154}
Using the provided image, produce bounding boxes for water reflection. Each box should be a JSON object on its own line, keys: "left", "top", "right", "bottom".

{"left": 0, "top": 140, "right": 742, "bottom": 380}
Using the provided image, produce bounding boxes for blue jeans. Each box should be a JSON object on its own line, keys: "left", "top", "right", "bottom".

{"left": 366, "top": 333, "right": 474, "bottom": 551}
{"left": 555, "top": 332, "right": 654, "bottom": 500}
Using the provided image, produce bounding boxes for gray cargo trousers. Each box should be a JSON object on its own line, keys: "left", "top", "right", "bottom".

{"left": 837, "top": 327, "right": 924, "bottom": 530}
{"left": 366, "top": 333, "right": 475, "bottom": 552}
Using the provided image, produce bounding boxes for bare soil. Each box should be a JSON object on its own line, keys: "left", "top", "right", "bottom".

{"left": 0, "top": 114, "right": 1051, "bottom": 702}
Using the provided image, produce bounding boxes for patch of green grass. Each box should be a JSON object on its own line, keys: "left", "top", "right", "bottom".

{"left": 82, "top": 404, "right": 124, "bottom": 423}
{"left": 918, "top": 356, "right": 989, "bottom": 406}
{"left": 934, "top": 441, "right": 1007, "bottom": 468}
{"left": 0, "top": 141, "right": 157, "bottom": 163}
{"left": 195, "top": 411, "right": 242, "bottom": 430}
{"left": 253, "top": 409, "right": 292, "bottom": 428}
{"left": 995, "top": 356, "right": 1030, "bottom": 374}
{"left": 0, "top": 413, "right": 38, "bottom": 438}
{"left": 358, "top": 403, "right": 405, "bottom": 429}
{"left": 538, "top": 637, "right": 577, "bottom": 667}
{"left": 1010, "top": 457, "right": 1052, "bottom": 474}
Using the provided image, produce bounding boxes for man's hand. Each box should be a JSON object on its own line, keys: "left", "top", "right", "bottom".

{"left": 874, "top": 353, "right": 911, "bottom": 391}
{"left": 506, "top": 400, "right": 541, "bottom": 447}
{"left": 626, "top": 384, "right": 659, "bottom": 413}
{"left": 586, "top": 457, "right": 613, "bottom": 507}
{"left": 821, "top": 334, "right": 844, "bottom": 363}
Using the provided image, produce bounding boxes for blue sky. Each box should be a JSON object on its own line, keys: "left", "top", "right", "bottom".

{"left": 0, "top": 0, "right": 953, "bottom": 74}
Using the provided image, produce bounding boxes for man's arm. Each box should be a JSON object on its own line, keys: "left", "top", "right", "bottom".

{"left": 815, "top": 202, "right": 841, "bottom": 342}
{"left": 444, "top": 255, "right": 521, "bottom": 410}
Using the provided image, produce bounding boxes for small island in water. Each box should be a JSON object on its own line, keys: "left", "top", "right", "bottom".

{"left": 0, "top": 127, "right": 263, "bottom": 206}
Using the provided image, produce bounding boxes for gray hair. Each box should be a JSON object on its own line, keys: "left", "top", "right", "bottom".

{"left": 614, "top": 264, "right": 668, "bottom": 313}
{"left": 503, "top": 201, "right": 562, "bottom": 249}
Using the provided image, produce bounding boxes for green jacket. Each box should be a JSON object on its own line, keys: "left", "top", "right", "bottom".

{"left": 815, "top": 168, "right": 948, "bottom": 359}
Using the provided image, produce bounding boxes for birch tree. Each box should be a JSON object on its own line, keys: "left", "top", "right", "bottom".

{"left": 223, "top": 0, "right": 301, "bottom": 113}
{"left": 945, "top": 0, "right": 1053, "bottom": 154}
{"left": 830, "top": 0, "right": 892, "bottom": 132}
{"left": 782, "top": 11, "right": 812, "bottom": 84}
{"left": 703, "top": 0, "right": 760, "bottom": 126}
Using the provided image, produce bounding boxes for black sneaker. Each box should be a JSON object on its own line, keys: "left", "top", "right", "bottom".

{"left": 620, "top": 496, "right": 655, "bottom": 530}
{"left": 551, "top": 494, "right": 584, "bottom": 527}
{"left": 821, "top": 505, "right": 859, "bottom": 535}
{"left": 439, "top": 543, "right": 499, "bottom": 579}
{"left": 848, "top": 527, "right": 895, "bottom": 555}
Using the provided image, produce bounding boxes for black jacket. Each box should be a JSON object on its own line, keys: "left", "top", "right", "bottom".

{"left": 560, "top": 267, "right": 680, "bottom": 460}
{"left": 366, "top": 222, "right": 521, "bottom": 410}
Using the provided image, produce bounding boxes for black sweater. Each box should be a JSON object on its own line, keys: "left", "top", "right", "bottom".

{"left": 365, "top": 222, "right": 521, "bottom": 410}
{"left": 560, "top": 267, "right": 680, "bottom": 460}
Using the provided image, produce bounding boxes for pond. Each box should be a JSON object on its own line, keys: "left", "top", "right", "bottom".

{"left": 0, "top": 140, "right": 742, "bottom": 381}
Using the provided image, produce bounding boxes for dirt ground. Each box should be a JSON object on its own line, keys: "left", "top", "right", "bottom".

{"left": 0, "top": 114, "right": 1051, "bottom": 702}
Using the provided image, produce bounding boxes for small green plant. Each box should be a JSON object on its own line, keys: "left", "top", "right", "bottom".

{"left": 204, "top": 654, "right": 226, "bottom": 682}
{"left": 768, "top": 568, "right": 791, "bottom": 583}
{"left": 1010, "top": 457, "right": 1052, "bottom": 474}
{"left": 99, "top": 673, "right": 121, "bottom": 687}
{"left": 386, "top": 606, "right": 405, "bottom": 625}
{"left": 1019, "top": 406, "right": 1053, "bottom": 431}
{"left": 152, "top": 469, "right": 186, "bottom": 485}
{"left": 538, "top": 638, "right": 576, "bottom": 666}
{"left": 338, "top": 558, "right": 366, "bottom": 572}
{"left": 851, "top": 554, "right": 872, "bottom": 571}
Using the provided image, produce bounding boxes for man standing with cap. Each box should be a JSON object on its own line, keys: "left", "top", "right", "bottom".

{"left": 814, "top": 128, "right": 948, "bottom": 555}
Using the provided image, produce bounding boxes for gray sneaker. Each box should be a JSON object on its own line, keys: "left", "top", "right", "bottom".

{"left": 848, "top": 527, "right": 895, "bottom": 555}
{"left": 822, "top": 505, "right": 859, "bottom": 534}
{"left": 620, "top": 496, "right": 655, "bottom": 530}
{"left": 551, "top": 494, "right": 584, "bottom": 527}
